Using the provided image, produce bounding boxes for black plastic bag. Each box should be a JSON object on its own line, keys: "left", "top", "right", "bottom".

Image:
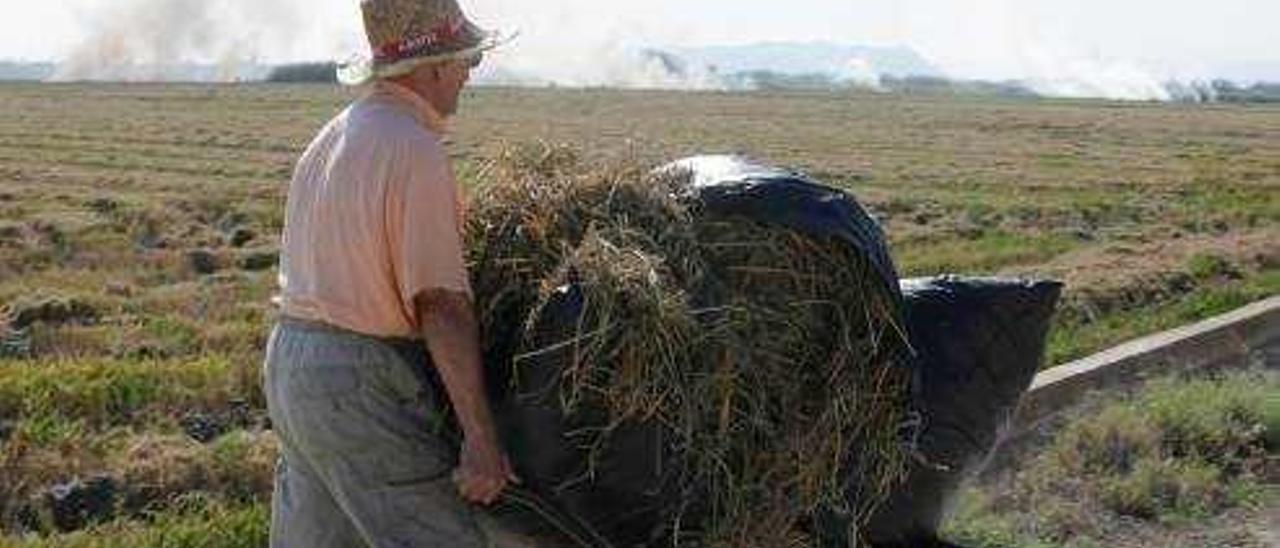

{"left": 493, "top": 156, "right": 910, "bottom": 545}
{"left": 864, "top": 276, "right": 1062, "bottom": 545}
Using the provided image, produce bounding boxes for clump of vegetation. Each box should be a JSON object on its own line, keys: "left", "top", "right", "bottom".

{"left": 114, "top": 432, "right": 277, "bottom": 513}
{"left": 944, "top": 370, "right": 1279, "bottom": 547}
{"left": 6, "top": 296, "right": 99, "bottom": 330}
{"left": 233, "top": 248, "right": 278, "bottom": 272}
{"left": 1185, "top": 253, "right": 1242, "bottom": 282}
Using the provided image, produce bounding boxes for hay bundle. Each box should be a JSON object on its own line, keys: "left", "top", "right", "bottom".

{"left": 466, "top": 144, "right": 914, "bottom": 547}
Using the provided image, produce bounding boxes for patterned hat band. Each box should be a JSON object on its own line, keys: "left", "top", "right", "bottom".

{"left": 372, "top": 16, "right": 472, "bottom": 65}
{"left": 338, "top": 0, "right": 510, "bottom": 85}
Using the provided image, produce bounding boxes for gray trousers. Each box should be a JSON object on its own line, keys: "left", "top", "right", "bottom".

{"left": 263, "top": 318, "right": 485, "bottom": 547}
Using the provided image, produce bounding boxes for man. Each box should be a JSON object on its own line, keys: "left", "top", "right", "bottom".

{"left": 264, "top": 0, "right": 513, "bottom": 545}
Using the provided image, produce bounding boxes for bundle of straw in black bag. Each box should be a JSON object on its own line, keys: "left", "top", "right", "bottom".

{"left": 465, "top": 144, "right": 915, "bottom": 547}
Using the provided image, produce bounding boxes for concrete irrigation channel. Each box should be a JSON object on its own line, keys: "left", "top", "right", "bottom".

{"left": 1013, "top": 294, "right": 1280, "bottom": 436}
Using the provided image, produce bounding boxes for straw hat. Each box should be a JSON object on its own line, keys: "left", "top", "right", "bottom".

{"left": 337, "top": 0, "right": 509, "bottom": 85}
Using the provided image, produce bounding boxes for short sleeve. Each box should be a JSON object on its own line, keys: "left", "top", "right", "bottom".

{"left": 387, "top": 135, "right": 472, "bottom": 317}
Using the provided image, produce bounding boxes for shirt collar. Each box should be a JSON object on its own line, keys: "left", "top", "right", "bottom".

{"left": 372, "top": 80, "right": 449, "bottom": 134}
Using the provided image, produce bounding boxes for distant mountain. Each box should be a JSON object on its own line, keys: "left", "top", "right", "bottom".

{"left": 1210, "top": 60, "right": 1280, "bottom": 84}
{"left": 0, "top": 62, "right": 55, "bottom": 81}
{"left": 673, "top": 42, "right": 943, "bottom": 81}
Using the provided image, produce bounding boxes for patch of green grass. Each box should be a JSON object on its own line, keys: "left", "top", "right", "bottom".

{"left": 1057, "top": 373, "right": 1275, "bottom": 521}
{"left": 1, "top": 500, "right": 268, "bottom": 548}
{"left": 941, "top": 370, "right": 1279, "bottom": 547}
{"left": 1140, "top": 375, "right": 1274, "bottom": 453}
{"left": 131, "top": 316, "right": 204, "bottom": 359}
{"left": 1050, "top": 405, "right": 1159, "bottom": 475}
{"left": 1185, "top": 253, "right": 1240, "bottom": 281}
{"left": 895, "top": 231, "right": 1079, "bottom": 276}
{"left": 945, "top": 490, "right": 1074, "bottom": 548}
{"left": 0, "top": 357, "right": 246, "bottom": 429}
{"left": 1047, "top": 267, "right": 1280, "bottom": 364}
{"left": 12, "top": 414, "right": 90, "bottom": 447}
{"left": 1176, "top": 185, "right": 1280, "bottom": 227}
{"left": 1098, "top": 457, "right": 1222, "bottom": 520}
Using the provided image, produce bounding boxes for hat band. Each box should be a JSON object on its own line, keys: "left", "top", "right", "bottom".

{"left": 372, "top": 16, "right": 470, "bottom": 64}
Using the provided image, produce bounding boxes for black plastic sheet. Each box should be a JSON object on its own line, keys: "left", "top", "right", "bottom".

{"left": 865, "top": 276, "right": 1062, "bottom": 545}
{"left": 666, "top": 156, "right": 903, "bottom": 305}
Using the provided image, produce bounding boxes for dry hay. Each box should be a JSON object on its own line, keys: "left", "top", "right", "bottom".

{"left": 467, "top": 143, "right": 914, "bottom": 546}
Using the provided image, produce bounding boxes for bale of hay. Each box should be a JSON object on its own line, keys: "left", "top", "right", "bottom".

{"left": 466, "top": 145, "right": 915, "bottom": 547}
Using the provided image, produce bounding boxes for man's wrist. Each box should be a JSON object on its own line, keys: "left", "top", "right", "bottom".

{"left": 457, "top": 412, "right": 498, "bottom": 444}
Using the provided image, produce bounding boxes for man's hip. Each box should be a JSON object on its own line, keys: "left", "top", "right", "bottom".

{"left": 263, "top": 317, "right": 481, "bottom": 547}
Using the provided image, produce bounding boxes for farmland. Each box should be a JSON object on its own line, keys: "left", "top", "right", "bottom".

{"left": 0, "top": 83, "right": 1277, "bottom": 545}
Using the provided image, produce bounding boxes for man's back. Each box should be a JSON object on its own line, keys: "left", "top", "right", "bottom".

{"left": 279, "top": 84, "right": 469, "bottom": 339}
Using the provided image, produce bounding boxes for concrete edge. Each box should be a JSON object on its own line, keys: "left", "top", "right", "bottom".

{"left": 1012, "top": 294, "right": 1280, "bottom": 434}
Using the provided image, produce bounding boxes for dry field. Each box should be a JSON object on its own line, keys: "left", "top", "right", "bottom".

{"left": 0, "top": 83, "right": 1277, "bottom": 545}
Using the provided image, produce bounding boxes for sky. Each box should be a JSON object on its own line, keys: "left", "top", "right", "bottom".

{"left": 2, "top": 0, "right": 1277, "bottom": 83}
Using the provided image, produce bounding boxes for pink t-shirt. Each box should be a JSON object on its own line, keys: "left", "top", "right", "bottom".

{"left": 278, "top": 81, "right": 470, "bottom": 338}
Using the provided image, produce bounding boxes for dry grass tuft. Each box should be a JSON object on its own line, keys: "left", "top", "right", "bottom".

{"left": 115, "top": 432, "right": 276, "bottom": 512}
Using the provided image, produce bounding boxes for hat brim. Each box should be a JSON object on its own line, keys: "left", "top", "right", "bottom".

{"left": 336, "top": 29, "right": 514, "bottom": 86}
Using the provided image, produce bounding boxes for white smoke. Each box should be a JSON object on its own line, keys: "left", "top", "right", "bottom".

{"left": 50, "top": 0, "right": 728, "bottom": 88}
{"left": 1012, "top": 43, "right": 1217, "bottom": 102}
{"left": 475, "top": 43, "right": 732, "bottom": 90}
{"left": 908, "top": 0, "right": 1221, "bottom": 102}
{"left": 839, "top": 57, "right": 885, "bottom": 90}
{"left": 51, "top": 0, "right": 314, "bottom": 82}
{"left": 465, "top": 0, "right": 730, "bottom": 90}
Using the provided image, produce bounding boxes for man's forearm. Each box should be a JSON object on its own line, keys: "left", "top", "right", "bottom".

{"left": 415, "top": 289, "right": 498, "bottom": 444}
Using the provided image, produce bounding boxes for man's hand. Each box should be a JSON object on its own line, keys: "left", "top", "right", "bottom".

{"left": 415, "top": 288, "right": 516, "bottom": 505}
{"left": 453, "top": 435, "right": 519, "bottom": 505}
